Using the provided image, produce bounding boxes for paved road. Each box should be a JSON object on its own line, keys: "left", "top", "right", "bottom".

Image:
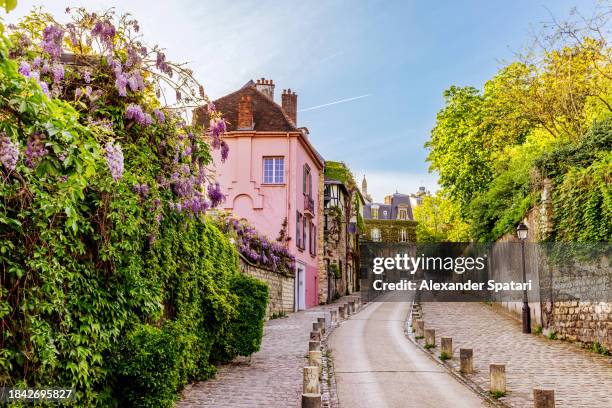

{"left": 329, "top": 298, "right": 488, "bottom": 408}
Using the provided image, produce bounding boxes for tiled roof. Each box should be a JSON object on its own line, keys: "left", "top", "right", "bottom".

{"left": 193, "top": 81, "right": 297, "bottom": 132}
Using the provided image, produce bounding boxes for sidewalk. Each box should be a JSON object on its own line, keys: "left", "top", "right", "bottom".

{"left": 415, "top": 302, "right": 612, "bottom": 407}
{"left": 176, "top": 296, "right": 357, "bottom": 408}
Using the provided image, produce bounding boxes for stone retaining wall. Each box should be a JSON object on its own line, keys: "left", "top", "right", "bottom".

{"left": 239, "top": 256, "right": 294, "bottom": 317}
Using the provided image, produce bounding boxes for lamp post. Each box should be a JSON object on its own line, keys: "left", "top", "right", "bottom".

{"left": 517, "top": 222, "right": 531, "bottom": 333}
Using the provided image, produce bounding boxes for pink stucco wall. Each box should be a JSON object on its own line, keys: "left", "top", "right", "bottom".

{"left": 212, "top": 132, "right": 322, "bottom": 309}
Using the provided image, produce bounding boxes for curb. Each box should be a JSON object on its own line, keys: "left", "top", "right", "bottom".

{"left": 405, "top": 303, "right": 510, "bottom": 408}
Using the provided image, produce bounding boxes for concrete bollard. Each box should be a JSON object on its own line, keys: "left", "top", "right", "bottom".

{"left": 312, "top": 322, "right": 321, "bottom": 334}
{"left": 303, "top": 365, "right": 320, "bottom": 395}
{"left": 301, "top": 393, "right": 322, "bottom": 408}
{"left": 459, "top": 348, "right": 473, "bottom": 374}
{"left": 339, "top": 305, "right": 346, "bottom": 319}
{"left": 310, "top": 331, "right": 321, "bottom": 342}
{"left": 346, "top": 302, "right": 353, "bottom": 316}
{"left": 490, "top": 364, "right": 506, "bottom": 394}
{"left": 424, "top": 329, "right": 436, "bottom": 347}
{"left": 533, "top": 388, "right": 555, "bottom": 408}
{"left": 330, "top": 310, "right": 337, "bottom": 324}
{"left": 308, "top": 340, "right": 320, "bottom": 352}
{"left": 308, "top": 350, "right": 322, "bottom": 377}
{"left": 441, "top": 337, "right": 453, "bottom": 358}
{"left": 349, "top": 300, "right": 356, "bottom": 313}
{"left": 317, "top": 317, "right": 326, "bottom": 334}
{"left": 415, "top": 320, "right": 425, "bottom": 337}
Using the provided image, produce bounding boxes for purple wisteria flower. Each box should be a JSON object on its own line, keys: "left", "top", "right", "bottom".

{"left": 39, "top": 81, "right": 50, "bottom": 96}
{"left": 40, "top": 25, "right": 64, "bottom": 59}
{"left": 83, "top": 70, "right": 91, "bottom": 83}
{"left": 52, "top": 64, "right": 64, "bottom": 84}
{"left": 32, "top": 57, "right": 43, "bottom": 69}
{"left": 0, "top": 133, "right": 19, "bottom": 171}
{"left": 153, "top": 109, "right": 165, "bottom": 124}
{"left": 105, "top": 141, "right": 124, "bottom": 181}
{"left": 25, "top": 134, "right": 48, "bottom": 168}
{"left": 115, "top": 71, "right": 127, "bottom": 96}
{"left": 18, "top": 61, "right": 31, "bottom": 77}
{"left": 127, "top": 72, "right": 144, "bottom": 92}
{"left": 207, "top": 182, "right": 225, "bottom": 207}
{"left": 132, "top": 183, "right": 149, "bottom": 197}
{"left": 92, "top": 20, "right": 116, "bottom": 50}
{"left": 125, "top": 104, "right": 150, "bottom": 126}
{"left": 220, "top": 140, "right": 229, "bottom": 162}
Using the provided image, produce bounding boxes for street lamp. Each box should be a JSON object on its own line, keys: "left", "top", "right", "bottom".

{"left": 517, "top": 222, "right": 531, "bottom": 333}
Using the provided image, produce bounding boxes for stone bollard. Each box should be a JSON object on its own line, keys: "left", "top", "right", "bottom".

{"left": 346, "top": 302, "right": 353, "bottom": 316}
{"left": 441, "top": 337, "right": 453, "bottom": 358}
{"left": 490, "top": 364, "right": 506, "bottom": 394}
{"left": 301, "top": 393, "right": 321, "bottom": 408}
{"left": 424, "top": 329, "right": 436, "bottom": 347}
{"left": 303, "top": 365, "right": 320, "bottom": 393}
{"left": 317, "top": 317, "right": 326, "bottom": 334}
{"left": 302, "top": 366, "right": 321, "bottom": 407}
{"left": 415, "top": 320, "right": 425, "bottom": 337}
{"left": 308, "top": 340, "right": 320, "bottom": 352}
{"left": 349, "top": 300, "right": 356, "bottom": 313}
{"left": 339, "top": 305, "right": 346, "bottom": 319}
{"left": 313, "top": 322, "right": 321, "bottom": 334}
{"left": 330, "top": 310, "right": 337, "bottom": 324}
{"left": 308, "top": 350, "right": 322, "bottom": 377}
{"left": 310, "top": 330, "right": 321, "bottom": 342}
{"left": 533, "top": 388, "right": 555, "bottom": 408}
{"left": 459, "top": 348, "right": 473, "bottom": 374}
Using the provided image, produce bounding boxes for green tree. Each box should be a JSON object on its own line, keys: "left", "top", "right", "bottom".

{"left": 413, "top": 193, "right": 471, "bottom": 242}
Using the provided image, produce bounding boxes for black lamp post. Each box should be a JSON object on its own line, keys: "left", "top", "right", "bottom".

{"left": 517, "top": 222, "right": 531, "bottom": 333}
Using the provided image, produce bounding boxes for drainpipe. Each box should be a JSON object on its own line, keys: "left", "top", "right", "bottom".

{"left": 286, "top": 132, "right": 295, "bottom": 312}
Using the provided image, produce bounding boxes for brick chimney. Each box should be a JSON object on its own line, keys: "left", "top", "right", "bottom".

{"left": 237, "top": 95, "right": 253, "bottom": 130}
{"left": 255, "top": 78, "right": 275, "bottom": 100}
{"left": 281, "top": 89, "right": 297, "bottom": 125}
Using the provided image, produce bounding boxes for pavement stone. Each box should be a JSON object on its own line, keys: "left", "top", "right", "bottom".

{"left": 415, "top": 302, "right": 612, "bottom": 408}
{"left": 177, "top": 296, "right": 358, "bottom": 408}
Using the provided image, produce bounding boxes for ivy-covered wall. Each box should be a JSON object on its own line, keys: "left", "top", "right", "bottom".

{"left": 0, "top": 10, "right": 268, "bottom": 408}
{"left": 363, "top": 219, "right": 417, "bottom": 243}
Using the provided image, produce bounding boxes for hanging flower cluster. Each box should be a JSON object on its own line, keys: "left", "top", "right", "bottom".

{"left": 217, "top": 215, "right": 296, "bottom": 274}
{"left": 0, "top": 133, "right": 19, "bottom": 171}
{"left": 104, "top": 141, "right": 124, "bottom": 181}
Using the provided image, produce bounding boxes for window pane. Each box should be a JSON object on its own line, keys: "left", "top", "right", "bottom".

{"left": 264, "top": 159, "right": 273, "bottom": 183}
{"left": 274, "top": 158, "right": 284, "bottom": 183}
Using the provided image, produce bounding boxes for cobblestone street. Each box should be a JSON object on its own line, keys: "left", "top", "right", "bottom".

{"left": 176, "top": 300, "right": 347, "bottom": 408}
{"left": 416, "top": 302, "right": 612, "bottom": 407}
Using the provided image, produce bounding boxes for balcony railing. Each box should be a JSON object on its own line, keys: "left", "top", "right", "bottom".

{"left": 304, "top": 195, "right": 315, "bottom": 214}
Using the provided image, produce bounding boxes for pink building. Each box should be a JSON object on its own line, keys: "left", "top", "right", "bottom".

{"left": 196, "top": 79, "right": 324, "bottom": 310}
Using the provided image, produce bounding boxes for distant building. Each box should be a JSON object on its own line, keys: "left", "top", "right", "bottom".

{"left": 321, "top": 162, "right": 365, "bottom": 303}
{"left": 360, "top": 175, "right": 419, "bottom": 243}
{"left": 195, "top": 78, "right": 324, "bottom": 310}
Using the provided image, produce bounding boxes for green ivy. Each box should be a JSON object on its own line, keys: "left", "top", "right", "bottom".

{"left": 0, "top": 25, "right": 268, "bottom": 408}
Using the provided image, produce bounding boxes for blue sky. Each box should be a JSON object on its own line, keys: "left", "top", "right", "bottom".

{"left": 7, "top": 0, "right": 600, "bottom": 201}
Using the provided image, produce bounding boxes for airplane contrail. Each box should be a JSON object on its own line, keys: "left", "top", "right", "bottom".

{"left": 298, "top": 94, "right": 371, "bottom": 112}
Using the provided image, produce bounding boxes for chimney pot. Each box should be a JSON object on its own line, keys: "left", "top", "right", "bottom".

{"left": 255, "top": 77, "right": 275, "bottom": 100}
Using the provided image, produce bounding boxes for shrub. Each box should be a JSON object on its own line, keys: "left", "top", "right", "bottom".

{"left": 114, "top": 323, "right": 190, "bottom": 408}
{"left": 213, "top": 274, "right": 268, "bottom": 361}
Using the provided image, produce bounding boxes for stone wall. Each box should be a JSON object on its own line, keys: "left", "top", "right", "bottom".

{"left": 491, "top": 184, "right": 611, "bottom": 349}
{"left": 239, "top": 256, "right": 294, "bottom": 318}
